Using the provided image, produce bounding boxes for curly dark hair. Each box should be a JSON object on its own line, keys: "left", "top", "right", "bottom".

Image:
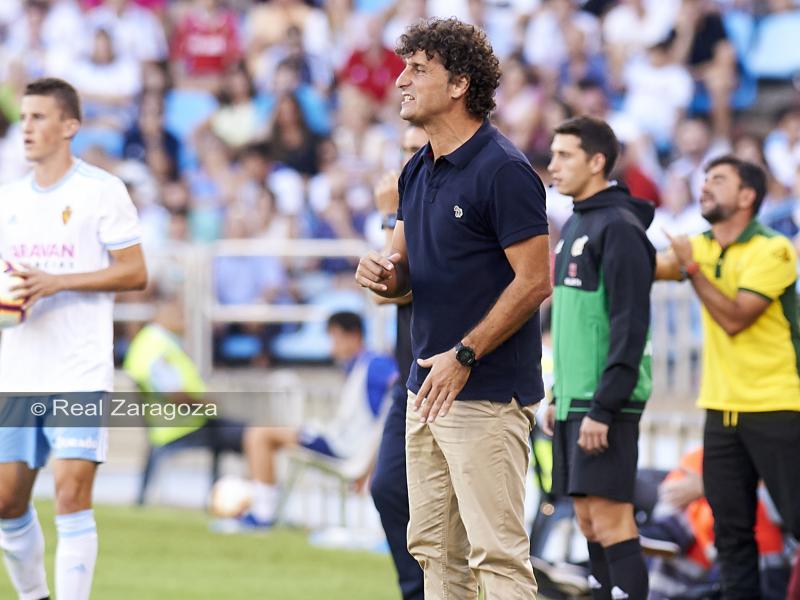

{"left": 395, "top": 18, "right": 500, "bottom": 120}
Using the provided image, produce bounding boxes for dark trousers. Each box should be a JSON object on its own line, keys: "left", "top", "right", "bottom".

{"left": 370, "top": 387, "right": 424, "bottom": 600}
{"left": 703, "top": 409, "right": 800, "bottom": 600}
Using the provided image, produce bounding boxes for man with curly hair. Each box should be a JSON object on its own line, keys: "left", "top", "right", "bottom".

{"left": 356, "top": 17, "right": 551, "bottom": 599}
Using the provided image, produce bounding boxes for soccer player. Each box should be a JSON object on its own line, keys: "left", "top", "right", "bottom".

{"left": 356, "top": 18, "right": 550, "bottom": 599}
{"left": 544, "top": 116, "right": 655, "bottom": 600}
{"left": 656, "top": 155, "right": 800, "bottom": 599}
{"left": 0, "top": 78, "right": 147, "bottom": 600}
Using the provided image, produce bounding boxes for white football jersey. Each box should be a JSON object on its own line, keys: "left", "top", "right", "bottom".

{"left": 0, "top": 159, "right": 142, "bottom": 392}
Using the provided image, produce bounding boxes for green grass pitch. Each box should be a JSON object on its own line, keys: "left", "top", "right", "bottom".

{"left": 0, "top": 501, "right": 398, "bottom": 599}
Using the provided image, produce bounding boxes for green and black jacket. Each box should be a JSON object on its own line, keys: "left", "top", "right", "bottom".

{"left": 552, "top": 185, "right": 656, "bottom": 424}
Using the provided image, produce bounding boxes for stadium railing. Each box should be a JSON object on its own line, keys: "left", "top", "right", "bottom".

{"left": 114, "top": 238, "right": 390, "bottom": 375}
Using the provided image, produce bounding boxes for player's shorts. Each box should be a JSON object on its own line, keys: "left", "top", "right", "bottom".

{"left": 552, "top": 417, "right": 639, "bottom": 503}
{"left": 0, "top": 393, "right": 108, "bottom": 470}
{"left": 297, "top": 427, "right": 339, "bottom": 458}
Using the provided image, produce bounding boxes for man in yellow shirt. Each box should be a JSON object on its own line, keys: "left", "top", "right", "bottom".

{"left": 657, "top": 155, "right": 800, "bottom": 599}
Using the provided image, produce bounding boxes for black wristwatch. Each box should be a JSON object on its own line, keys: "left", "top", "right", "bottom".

{"left": 454, "top": 342, "right": 476, "bottom": 368}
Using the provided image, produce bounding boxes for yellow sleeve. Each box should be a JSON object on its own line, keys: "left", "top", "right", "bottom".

{"left": 738, "top": 237, "right": 798, "bottom": 300}
{"left": 690, "top": 234, "right": 712, "bottom": 271}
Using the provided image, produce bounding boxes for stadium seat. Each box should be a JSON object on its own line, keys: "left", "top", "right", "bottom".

{"left": 270, "top": 289, "right": 367, "bottom": 362}
{"left": 71, "top": 127, "right": 125, "bottom": 158}
{"left": 164, "top": 88, "right": 218, "bottom": 140}
{"left": 137, "top": 436, "right": 223, "bottom": 505}
{"left": 164, "top": 88, "right": 218, "bottom": 172}
{"left": 272, "top": 399, "right": 390, "bottom": 527}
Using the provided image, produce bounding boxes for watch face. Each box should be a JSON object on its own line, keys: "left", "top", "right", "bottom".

{"left": 456, "top": 346, "right": 475, "bottom": 366}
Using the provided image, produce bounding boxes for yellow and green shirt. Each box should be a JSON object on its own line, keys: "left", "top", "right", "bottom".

{"left": 123, "top": 324, "right": 208, "bottom": 446}
{"left": 690, "top": 220, "right": 800, "bottom": 412}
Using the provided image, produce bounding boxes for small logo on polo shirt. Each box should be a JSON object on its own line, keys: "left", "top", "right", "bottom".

{"left": 453, "top": 205, "right": 463, "bottom": 218}
{"left": 774, "top": 246, "right": 791, "bottom": 262}
{"left": 62, "top": 206, "right": 72, "bottom": 225}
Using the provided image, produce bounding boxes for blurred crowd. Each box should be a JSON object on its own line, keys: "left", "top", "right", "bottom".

{"left": 2, "top": 0, "right": 800, "bottom": 363}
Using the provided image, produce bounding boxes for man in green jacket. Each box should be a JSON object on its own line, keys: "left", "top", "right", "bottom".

{"left": 543, "top": 116, "right": 656, "bottom": 600}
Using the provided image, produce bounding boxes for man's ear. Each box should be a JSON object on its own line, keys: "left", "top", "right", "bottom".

{"left": 62, "top": 118, "right": 80, "bottom": 141}
{"left": 589, "top": 152, "right": 606, "bottom": 177}
{"left": 738, "top": 186, "right": 757, "bottom": 213}
{"left": 449, "top": 74, "right": 470, "bottom": 100}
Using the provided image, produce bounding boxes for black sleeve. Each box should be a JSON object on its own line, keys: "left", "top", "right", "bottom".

{"left": 588, "top": 218, "right": 655, "bottom": 424}
{"left": 487, "top": 160, "right": 549, "bottom": 248}
{"left": 396, "top": 163, "right": 408, "bottom": 222}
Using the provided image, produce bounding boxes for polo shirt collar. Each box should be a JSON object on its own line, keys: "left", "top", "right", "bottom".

{"left": 423, "top": 120, "right": 493, "bottom": 170}
{"left": 703, "top": 218, "right": 763, "bottom": 245}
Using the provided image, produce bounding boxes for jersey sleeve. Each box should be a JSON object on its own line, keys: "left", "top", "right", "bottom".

{"left": 589, "top": 218, "right": 655, "bottom": 423}
{"left": 487, "top": 160, "right": 548, "bottom": 248}
{"left": 738, "top": 236, "right": 798, "bottom": 300}
{"left": 98, "top": 177, "right": 142, "bottom": 250}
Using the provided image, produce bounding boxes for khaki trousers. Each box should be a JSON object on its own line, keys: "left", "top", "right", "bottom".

{"left": 405, "top": 391, "right": 538, "bottom": 599}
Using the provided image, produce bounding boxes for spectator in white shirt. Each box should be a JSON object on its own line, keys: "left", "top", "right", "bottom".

{"left": 620, "top": 33, "right": 693, "bottom": 149}
{"left": 4, "top": 0, "right": 51, "bottom": 78}
{"left": 602, "top": 0, "right": 680, "bottom": 89}
{"left": 765, "top": 105, "right": 800, "bottom": 190}
{"left": 68, "top": 28, "right": 142, "bottom": 130}
{"left": 522, "top": 0, "right": 599, "bottom": 88}
{"left": 86, "top": 0, "right": 168, "bottom": 64}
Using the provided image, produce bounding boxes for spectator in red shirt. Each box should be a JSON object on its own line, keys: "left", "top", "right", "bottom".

{"left": 172, "top": 0, "right": 241, "bottom": 81}
{"left": 337, "top": 16, "right": 404, "bottom": 104}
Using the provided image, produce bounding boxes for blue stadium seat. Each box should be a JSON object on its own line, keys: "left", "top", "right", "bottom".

{"left": 71, "top": 127, "right": 125, "bottom": 158}
{"left": 164, "top": 89, "right": 218, "bottom": 140}
{"left": 164, "top": 89, "right": 218, "bottom": 171}
{"left": 270, "top": 290, "right": 367, "bottom": 362}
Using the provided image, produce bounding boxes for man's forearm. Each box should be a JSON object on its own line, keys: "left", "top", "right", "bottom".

{"left": 461, "top": 276, "right": 551, "bottom": 359}
{"left": 57, "top": 262, "right": 147, "bottom": 293}
{"left": 373, "top": 291, "right": 412, "bottom": 306}
{"left": 689, "top": 271, "right": 741, "bottom": 334}
{"left": 373, "top": 261, "right": 410, "bottom": 299}
{"left": 373, "top": 230, "right": 412, "bottom": 305}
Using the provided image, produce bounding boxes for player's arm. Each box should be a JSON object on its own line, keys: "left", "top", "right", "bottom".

{"left": 372, "top": 212, "right": 411, "bottom": 306}
{"left": 414, "top": 233, "right": 551, "bottom": 423}
{"left": 686, "top": 274, "right": 769, "bottom": 336}
{"left": 577, "top": 221, "right": 655, "bottom": 455}
{"left": 666, "top": 232, "right": 770, "bottom": 336}
{"left": 355, "top": 220, "right": 410, "bottom": 298}
{"left": 655, "top": 249, "right": 683, "bottom": 281}
{"left": 589, "top": 221, "right": 655, "bottom": 424}
{"left": 458, "top": 162, "right": 552, "bottom": 359}
{"left": 13, "top": 244, "right": 148, "bottom": 310}
{"left": 371, "top": 170, "right": 412, "bottom": 307}
{"left": 460, "top": 234, "right": 552, "bottom": 358}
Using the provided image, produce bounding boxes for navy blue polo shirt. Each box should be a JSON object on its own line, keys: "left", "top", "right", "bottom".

{"left": 397, "top": 120, "right": 548, "bottom": 405}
